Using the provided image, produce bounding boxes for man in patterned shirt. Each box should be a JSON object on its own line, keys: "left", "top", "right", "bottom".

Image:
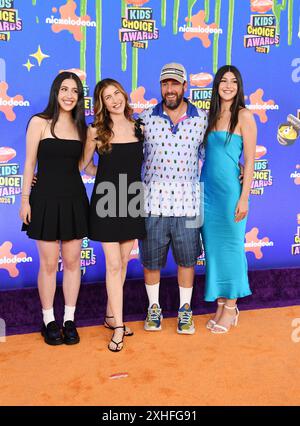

{"left": 139, "top": 63, "right": 207, "bottom": 334}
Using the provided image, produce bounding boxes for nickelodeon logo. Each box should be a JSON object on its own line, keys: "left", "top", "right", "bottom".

{"left": 290, "top": 165, "right": 300, "bottom": 185}
{"left": 0, "top": 81, "right": 28, "bottom": 122}
{"left": 181, "top": 10, "right": 222, "bottom": 49}
{"left": 130, "top": 86, "right": 157, "bottom": 114}
{"left": 0, "top": 241, "right": 32, "bottom": 278}
{"left": 81, "top": 174, "right": 95, "bottom": 184}
{"left": 245, "top": 88, "right": 278, "bottom": 123}
{"left": 46, "top": 0, "right": 96, "bottom": 42}
{"left": 245, "top": 227, "right": 274, "bottom": 259}
{"left": 250, "top": 0, "right": 273, "bottom": 13}
{"left": 129, "top": 239, "right": 139, "bottom": 261}
{"left": 0, "top": 98, "right": 29, "bottom": 107}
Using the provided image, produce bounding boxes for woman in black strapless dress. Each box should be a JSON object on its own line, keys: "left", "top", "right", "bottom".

{"left": 82, "top": 78, "right": 146, "bottom": 352}
{"left": 20, "top": 72, "right": 90, "bottom": 346}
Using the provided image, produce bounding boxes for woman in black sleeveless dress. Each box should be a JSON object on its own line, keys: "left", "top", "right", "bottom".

{"left": 89, "top": 122, "right": 145, "bottom": 242}
{"left": 20, "top": 72, "right": 89, "bottom": 346}
{"left": 82, "top": 78, "right": 146, "bottom": 352}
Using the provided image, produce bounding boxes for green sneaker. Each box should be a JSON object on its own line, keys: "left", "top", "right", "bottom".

{"left": 177, "top": 303, "right": 195, "bottom": 335}
{"left": 144, "top": 303, "right": 162, "bottom": 331}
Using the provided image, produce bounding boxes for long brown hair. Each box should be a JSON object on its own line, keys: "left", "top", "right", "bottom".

{"left": 204, "top": 65, "right": 245, "bottom": 144}
{"left": 93, "top": 78, "right": 134, "bottom": 153}
{"left": 32, "top": 72, "right": 87, "bottom": 146}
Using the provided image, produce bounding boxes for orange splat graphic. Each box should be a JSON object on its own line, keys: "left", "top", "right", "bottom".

{"left": 190, "top": 72, "right": 213, "bottom": 87}
{"left": 130, "top": 86, "right": 157, "bottom": 114}
{"left": 129, "top": 239, "right": 139, "bottom": 261}
{"left": 245, "top": 228, "right": 269, "bottom": 259}
{"left": 60, "top": 68, "right": 86, "bottom": 81}
{"left": 255, "top": 145, "right": 267, "bottom": 159}
{"left": 0, "top": 82, "right": 24, "bottom": 122}
{"left": 51, "top": 0, "right": 91, "bottom": 42}
{"left": 183, "top": 10, "right": 218, "bottom": 48}
{"left": 248, "top": 89, "right": 275, "bottom": 123}
{"left": 0, "top": 241, "right": 27, "bottom": 278}
{"left": 251, "top": 0, "right": 273, "bottom": 13}
{"left": 125, "top": 0, "right": 149, "bottom": 5}
{"left": 295, "top": 164, "right": 300, "bottom": 185}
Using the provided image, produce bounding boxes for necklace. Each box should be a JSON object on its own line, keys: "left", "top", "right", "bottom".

{"left": 167, "top": 104, "right": 187, "bottom": 125}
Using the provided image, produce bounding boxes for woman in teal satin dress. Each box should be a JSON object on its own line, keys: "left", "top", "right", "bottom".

{"left": 200, "top": 65, "right": 257, "bottom": 333}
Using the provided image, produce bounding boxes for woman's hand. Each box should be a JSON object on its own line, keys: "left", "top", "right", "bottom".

{"left": 234, "top": 198, "right": 248, "bottom": 222}
{"left": 31, "top": 174, "right": 37, "bottom": 187}
{"left": 84, "top": 161, "right": 97, "bottom": 176}
{"left": 19, "top": 199, "right": 31, "bottom": 225}
{"left": 239, "top": 163, "right": 244, "bottom": 184}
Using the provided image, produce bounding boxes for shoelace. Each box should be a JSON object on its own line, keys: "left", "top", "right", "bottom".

{"left": 178, "top": 311, "right": 192, "bottom": 324}
{"left": 148, "top": 308, "right": 162, "bottom": 322}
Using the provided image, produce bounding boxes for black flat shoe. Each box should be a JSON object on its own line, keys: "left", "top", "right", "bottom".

{"left": 62, "top": 320, "right": 80, "bottom": 345}
{"left": 41, "top": 321, "right": 64, "bottom": 346}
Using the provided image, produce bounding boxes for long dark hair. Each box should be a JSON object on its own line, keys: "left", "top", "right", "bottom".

{"left": 204, "top": 65, "right": 245, "bottom": 143}
{"left": 31, "top": 71, "right": 87, "bottom": 145}
{"left": 93, "top": 78, "right": 134, "bottom": 153}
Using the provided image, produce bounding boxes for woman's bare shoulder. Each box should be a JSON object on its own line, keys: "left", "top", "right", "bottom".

{"left": 28, "top": 115, "right": 48, "bottom": 129}
{"left": 238, "top": 108, "right": 254, "bottom": 121}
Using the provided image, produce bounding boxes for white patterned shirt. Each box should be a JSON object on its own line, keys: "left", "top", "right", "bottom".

{"left": 139, "top": 100, "right": 207, "bottom": 216}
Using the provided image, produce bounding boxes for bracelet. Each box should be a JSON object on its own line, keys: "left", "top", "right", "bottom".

{"left": 21, "top": 194, "right": 30, "bottom": 198}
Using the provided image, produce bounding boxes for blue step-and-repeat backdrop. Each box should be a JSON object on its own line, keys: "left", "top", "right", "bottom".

{"left": 0, "top": 0, "right": 299, "bottom": 290}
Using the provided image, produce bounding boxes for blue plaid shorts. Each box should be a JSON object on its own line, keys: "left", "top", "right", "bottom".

{"left": 139, "top": 215, "right": 202, "bottom": 269}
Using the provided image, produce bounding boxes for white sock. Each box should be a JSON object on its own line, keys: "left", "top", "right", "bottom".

{"left": 179, "top": 286, "right": 193, "bottom": 309}
{"left": 63, "top": 305, "right": 76, "bottom": 325}
{"left": 145, "top": 282, "right": 160, "bottom": 308}
{"left": 42, "top": 308, "right": 55, "bottom": 326}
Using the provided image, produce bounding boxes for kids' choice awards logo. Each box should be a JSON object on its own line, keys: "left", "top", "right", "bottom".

{"left": 251, "top": 145, "right": 273, "bottom": 196}
{"left": 0, "top": 146, "right": 22, "bottom": 204}
{"left": 0, "top": 241, "right": 32, "bottom": 278}
{"left": 119, "top": 6, "right": 159, "bottom": 49}
{"left": 83, "top": 85, "right": 93, "bottom": 117}
{"left": 291, "top": 214, "right": 300, "bottom": 256}
{"left": 196, "top": 250, "right": 205, "bottom": 266}
{"left": 244, "top": 14, "right": 279, "bottom": 53}
{"left": 58, "top": 238, "right": 96, "bottom": 275}
{"left": 189, "top": 72, "right": 213, "bottom": 111}
{"left": 0, "top": 0, "right": 23, "bottom": 42}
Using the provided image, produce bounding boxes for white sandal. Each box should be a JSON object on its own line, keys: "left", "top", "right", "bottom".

{"left": 206, "top": 301, "right": 225, "bottom": 330}
{"left": 211, "top": 304, "right": 239, "bottom": 334}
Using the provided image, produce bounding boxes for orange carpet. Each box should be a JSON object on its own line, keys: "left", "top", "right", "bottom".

{"left": 1, "top": 305, "right": 300, "bottom": 406}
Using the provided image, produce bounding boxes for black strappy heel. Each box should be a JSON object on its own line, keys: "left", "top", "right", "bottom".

{"left": 104, "top": 315, "right": 134, "bottom": 336}
{"left": 108, "top": 325, "right": 125, "bottom": 352}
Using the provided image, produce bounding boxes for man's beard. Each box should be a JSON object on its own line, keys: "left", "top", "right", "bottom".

{"left": 162, "top": 91, "right": 184, "bottom": 110}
